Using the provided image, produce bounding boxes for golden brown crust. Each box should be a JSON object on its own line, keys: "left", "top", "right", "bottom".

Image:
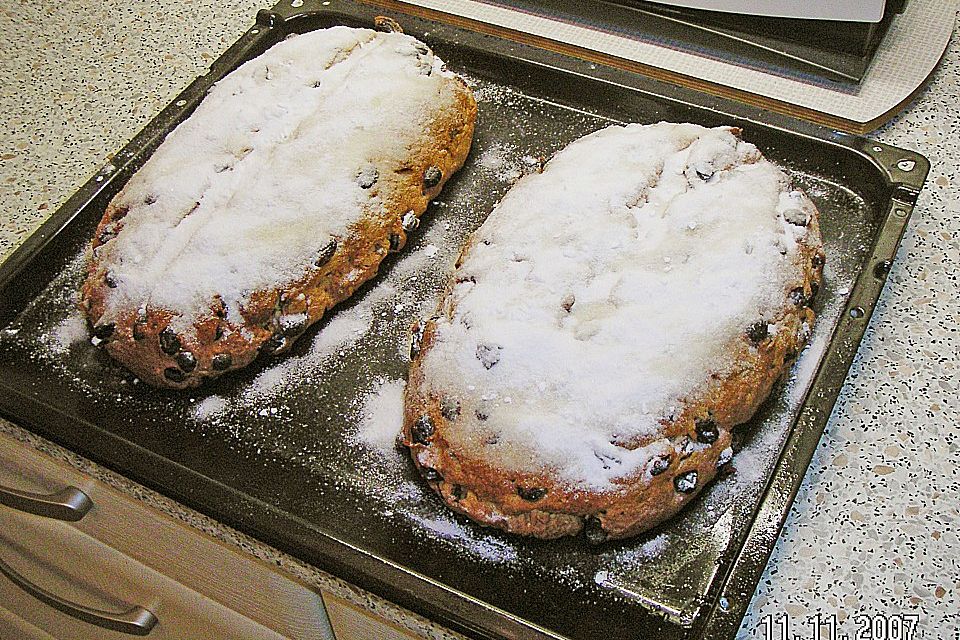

{"left": 80, "top": 76, "right": 476, "bottom": 389}
{"left": 403, "top": 190, "right": 824, "bottom": 542}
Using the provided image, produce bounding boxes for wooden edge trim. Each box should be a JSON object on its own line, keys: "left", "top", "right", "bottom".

{"left": 362, "top": 0, "right": 944, "bottom": 135}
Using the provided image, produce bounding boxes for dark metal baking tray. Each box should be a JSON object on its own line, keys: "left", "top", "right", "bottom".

{"left": 0, "top": 1, "right": 928, "bottom": 639}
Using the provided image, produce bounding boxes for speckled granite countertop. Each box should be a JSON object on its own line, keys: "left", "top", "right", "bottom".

{"left": 0, "top": 2, "right": 957, "bottom": 639}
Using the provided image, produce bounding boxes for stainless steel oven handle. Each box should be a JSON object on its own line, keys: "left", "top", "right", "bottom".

{"left": 0, "top": 554, "right": 158, "bottom": 635}
{"left": 0, "top": 483, "right": 93, "bottom": 521}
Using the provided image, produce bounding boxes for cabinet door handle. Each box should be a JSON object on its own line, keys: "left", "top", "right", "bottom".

{"left": 0, "top": 555, "right": 158, "bottom": 635}
{"left": 0, "top": 483, "right": 93, "bottom": 521}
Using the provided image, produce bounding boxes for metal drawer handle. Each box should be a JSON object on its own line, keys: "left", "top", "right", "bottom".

{"left": 0, "top": 484, "right": 93, "bottom": 521}
{"left": 0, "top": 555, "right": 158, "bottom": 635}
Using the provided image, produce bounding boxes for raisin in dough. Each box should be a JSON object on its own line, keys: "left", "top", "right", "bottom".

{"left": 80, "top": 27, "right": 477, "bottom": 388}
{"left": 404, "top": 123, "right": 824, "bottom": 542}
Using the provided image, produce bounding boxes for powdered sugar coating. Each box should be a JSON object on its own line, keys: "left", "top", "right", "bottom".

{"left": 91, "top": 27, "right": 458, "bottom": 333}
{"left": 419, "top": 123, "right": 820, "bottom": 489}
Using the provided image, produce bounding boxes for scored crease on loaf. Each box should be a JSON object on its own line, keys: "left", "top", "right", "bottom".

{"left": 80, "top": 26, "right": 477, "bottom": 388}
{"left": 403, "top": 123, "right": 825, "bottom": 542}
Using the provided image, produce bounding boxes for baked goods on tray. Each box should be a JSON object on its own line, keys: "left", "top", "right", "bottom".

{"left": 403, "top": 123, "right": 824, "bottom": 541}
{"left": 80, "top": 26, "right": 477, "bottom": 388}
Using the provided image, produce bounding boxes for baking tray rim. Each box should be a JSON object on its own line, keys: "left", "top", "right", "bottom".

{"left": 0, "top": 2, "right": 930, "bottom": 639}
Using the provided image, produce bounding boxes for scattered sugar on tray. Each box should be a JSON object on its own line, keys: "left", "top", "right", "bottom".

{"left": 638, "top": 532, "right": 670, "bottom": 558}
{"left": 604, "top": 535, "right": 668, "bottom": 569}
{"left": 383, "top": 245, "right": 439, "bottom": 286}
{"left": 390, "top": 479, "right": 425, "bottom": 503}
{"left": 311, "top": 298, "right": 379, "bottom": 352}
{"left": 591, "top": 532, "right": 683, "bottom": 595}
{"left": 246, "top": 364, "right": 294, "bottom": 400}
{"left": 786, "top": 247, "right": 854, "bottom": 408}
{"left": 728, "top": 436, "right": 777, "bottom": 488}
{"left": 239, "top": 283, "right": 394, "bottom": 403}
{"left": 478, "top": 143, "right": 510, "bottom": 171}
{"left": 786, "top": 321, "right": 831, "bottom": 407}
{"left": 1, "top": 254, "right": 90, "bottom": 361}
{"left": 466, "top": 74, "right": 518, "bottom": 105}
{"left": 477, "top": 141, "right": 523, "bottom": 183}
{"left": 326, "top": 449, "right": 425, "bottom": 517}
{"left": 405, "top": 513, "right": 518, "bottom": 564}
{"left": 211, "top": 239, "right": 449, "bottom": 402}
{"left": 552, "top": 564, "right": 580, "bottom": 589}
{"left": 194, "top": 395, "right": 229, "bottom": 421}
{"left": 354, "top": 378, "right": 406, "bottom": 455}
{"left": 38, "top": 312, "right": 88, "bottom": 354}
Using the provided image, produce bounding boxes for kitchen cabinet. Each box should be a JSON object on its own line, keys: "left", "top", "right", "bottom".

{"left": 0, "top": 431, "right": 420, "bottom": 639}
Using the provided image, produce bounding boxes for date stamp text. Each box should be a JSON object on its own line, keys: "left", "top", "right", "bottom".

{"left": 757, "top": 612, "right": 924, "bottom": 640}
